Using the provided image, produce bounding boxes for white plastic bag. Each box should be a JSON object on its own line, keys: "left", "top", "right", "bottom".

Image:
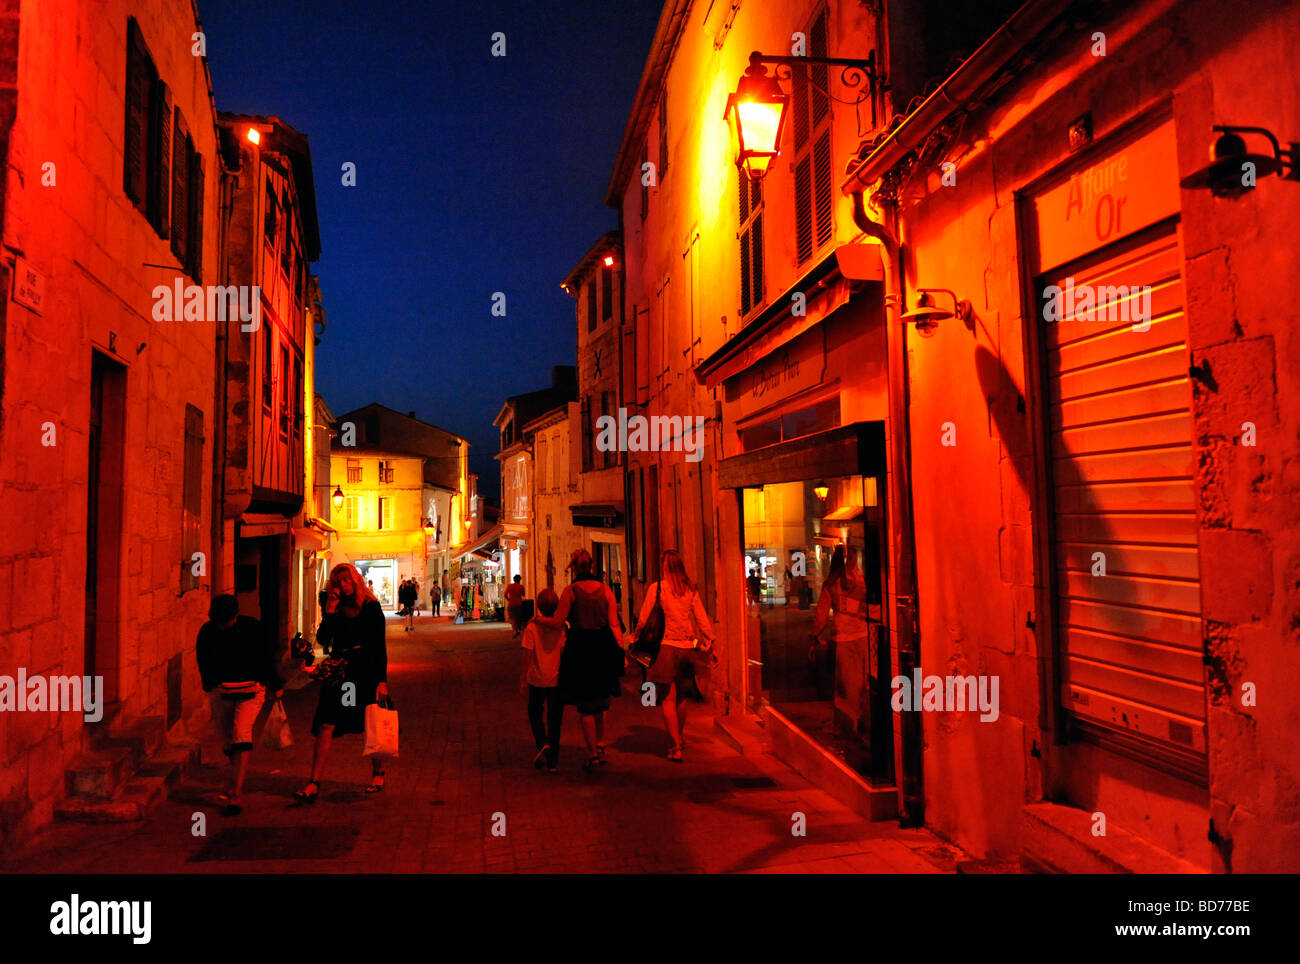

{"left": 262, "top": 698, "right": 293, "bottom": 750}
{"left": 363, "top": 700, "right": 399, "bottom": 759}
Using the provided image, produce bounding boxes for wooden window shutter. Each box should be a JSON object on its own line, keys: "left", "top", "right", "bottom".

{"left": 750, "top": 212, "right": 763, "bottom": 310}
{"left": 147, "top": 78, "right": 172, "bottom": 238}
{"left": 795, "top": 155, "right": 813, "bottom": 263}
{"left": 187, "top": 147, "right": 204, "bottom": 283}
{"left": 181, "top": 404, "right": 204, "bottom": 592}
{"left": 587, "top": 278, "right": 597, "bottom": 332}
{"left": 123, "top": 18, "right": 151, "bottom": 211}
{"left": 791, "top": 64, "right": 810, "bottom": 152}
{"left": 809, "top": 12, "right": 830, "bottom": 127}
{"left": 170, "top": 109, "right": 189, "bottom": 266}
{"left": 813, "top": 129, "right": 833, "bottom": 248}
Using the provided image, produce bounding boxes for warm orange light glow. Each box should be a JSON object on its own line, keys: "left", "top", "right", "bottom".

{"left": 603, "top": 255, "right": 615, "bottom": 267}
{"left": 814, "top": 485, "right": 830, "bottom": 500}
{"left": 247, "top": 128, "right": 260, "bottom": 145}
{"left": 727, "top": 59, "right": 789, "bottom": 182}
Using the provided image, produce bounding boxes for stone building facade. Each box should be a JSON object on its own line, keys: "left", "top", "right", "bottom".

{"left": 0, "top": 0, "right": 223, "bottom": 842}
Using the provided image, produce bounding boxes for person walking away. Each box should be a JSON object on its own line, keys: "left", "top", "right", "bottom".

{"left": 196, "top": 594, "right": 283, "bottom": 816}
{"left": 398, "top": 576, "right": 417, "bottom": 632}
{"left": 296, "top": 563, "right": 390, "bottom": 801}
{"left": 504, "top": 574, "right": 526, "bottom": 637}
{"left": 534, "top": 549, "right": 624, "bottom": 770}
{"left": 628, "top": 550, "right": 716, "bottom": 762}
{"left": 430, "top": 584, "right": 442, "bottom": 617}
{"left": 520, "top": 588, "right": 565, "bottom": 773}
{"left": 810, "top": 545, "right": 869, "bottom": 701}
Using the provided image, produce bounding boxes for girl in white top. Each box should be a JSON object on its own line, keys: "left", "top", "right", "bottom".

{"left": 629, "top": 550, "right": 715, "bottom": 761}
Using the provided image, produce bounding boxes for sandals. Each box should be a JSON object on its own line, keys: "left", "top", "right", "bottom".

{"left": 294, "top": 781, "right": 320, "bottom": 804}
{"left": 365, "top": 771, "right": 386, "bottom": 794}
{"left": 582, "top": 754, "right": 599, "bottom": 771}
{"left": 667, "top": 745, "right": 684, "bottom": 762}
{"left": 534, "top": 746, "right": 550, "bottom": 769}
{"left": 595, "top": 744, "right": 608, "bottom": 765}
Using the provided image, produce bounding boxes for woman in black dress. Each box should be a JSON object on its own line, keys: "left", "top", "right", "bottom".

{"left": 535, "top": 549, "right": 625, "bottom": 770}
{"left": 296, "top": 563, "right": 389, "bottom": 800}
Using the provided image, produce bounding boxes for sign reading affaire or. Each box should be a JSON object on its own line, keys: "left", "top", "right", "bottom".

{"left": 12, "top": 257, "right": 44, "bottom": 314}
{"left": 1031, "top": 119, "right": 1178, "bottom": 274}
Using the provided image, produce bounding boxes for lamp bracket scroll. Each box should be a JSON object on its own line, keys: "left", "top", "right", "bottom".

{"left": 751, "top": 49, "right": 883, "bottom": 130}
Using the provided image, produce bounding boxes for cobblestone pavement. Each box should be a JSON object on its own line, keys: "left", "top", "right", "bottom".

{"left": 4, "top": 617, "right": 964, "bottom": 874}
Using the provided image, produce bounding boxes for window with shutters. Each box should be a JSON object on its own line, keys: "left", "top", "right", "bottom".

{"left": 187, "top": 146, "right": 204, "bottom": 283}
{"left": 791, "top": 7, "right": 834, "bottom": 266}
{"left": 347, "top": 459, "right": 362, "bottom": 484}
{"left": 293, "top": 357, "right": 303, "bottom": 435}
{"left": 147, "top": 76, "right": 172, "bottom": 239}
{"left": 264, "top": 183, "right": 279, "bottom": 247}
{"left": 262, "top": 328, "right": 273, "bottom": 410}
{"left": 279, "top": 345, "right": 291, "bottom": 436}
{"left": 537, "top": 437, "right": 549, "bottom": 492}
{"left": 640, "top": 140, "right": 649, "bottom": 221}
{"left": 587, "top": 279, "right": 597, "bottom": 332}
{"left": 738, "top": 176, "right": 764, "bottom": 318}
{"left": 344, "top": 496, "right": 360, "bottom": 530}
{"left": 170, "top": 108, "right": 190, "bottom": 269}
{"left": 601, "top": 391, "right": 616, "bottom": 468}
{"left": 181, "top": 405, "right": 204, "bottom": 592}
{"left": 123, "top": 19, "right": 153, "bottom": 215}
{"left": 581, "top": 395, "right": 594, "bottom": 473}
{"left": 658, "top": 93, "right": 669, "bottom": 184}
{"left": 378, "top": 497, "right": 393, "bottom": 531}
{"left": 601, "top": 265, "right": 613, "bottom": 323}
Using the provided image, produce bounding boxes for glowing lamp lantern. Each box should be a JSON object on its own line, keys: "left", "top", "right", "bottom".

{"left": 332, "top": 485, "right": 344, "bottom": 510}
{"left": 814, "top": 484, "right": 830, "bottom": 501}
{"left": 246, "top": 127, "right": 260, "bottom": 145}
{"left": 727, "top": 55, "right": 789, "bottom": 181}
{"left": 603, "top": 255, "right": 615, "bottom": 267}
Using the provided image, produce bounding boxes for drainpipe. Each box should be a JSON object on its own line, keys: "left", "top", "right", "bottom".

{"left": 852, "top": 189, "right": 924, "bottom": 827}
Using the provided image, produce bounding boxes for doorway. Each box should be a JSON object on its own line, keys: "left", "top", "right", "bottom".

{"left": 85, "top": 351, "right": 126, "bottom": 711}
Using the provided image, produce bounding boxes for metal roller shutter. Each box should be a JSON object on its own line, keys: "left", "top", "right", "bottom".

{"left": 1041, "top": 223, "right": 1207, "bottom": 762}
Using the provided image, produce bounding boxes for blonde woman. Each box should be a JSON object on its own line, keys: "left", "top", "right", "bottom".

{"left": 296, "top": 563, "right": 389, "bottom": 801}
{"left": 630, "top": 550, "right": 715, "bottom": 761}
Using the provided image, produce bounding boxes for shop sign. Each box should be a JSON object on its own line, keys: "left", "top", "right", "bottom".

{"left": 1031, "top": 119, "right": 1178, "bottom": 274}
{"left": 729, "top": 326, "right": 826, "bottom": 421}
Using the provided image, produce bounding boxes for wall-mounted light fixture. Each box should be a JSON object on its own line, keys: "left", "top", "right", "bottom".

{"left": 1180, "top": 125, "right": 1298, "bottom": 198}
{"left": 900, "top": 288, "right": 972, "bottom": 337}
{"left": 813, "top": 483, "right": 830, "bottom": 501}
{"left": 332, "top": 485, "right": 344, "bottom": 510}
{"left": 603, "top": 255, "right": 615, "bottom": 267}
{"left": 726, "top": 49, "right": 880, "bottom": 181}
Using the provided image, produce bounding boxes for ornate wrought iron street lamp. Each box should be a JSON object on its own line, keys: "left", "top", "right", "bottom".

{"left": 727, "top": 49, "right": 880, "bottom": 182}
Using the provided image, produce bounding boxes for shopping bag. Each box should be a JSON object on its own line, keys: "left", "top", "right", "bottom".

{"left": 262, "top": 698, "right": 293, "bottom": 750}
{"left": 363, "top": 699, "right": 399, "bottom": 759}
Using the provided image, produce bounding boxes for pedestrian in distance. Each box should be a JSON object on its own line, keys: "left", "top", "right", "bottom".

{"left": 398, "top": 576, "right": 417, "bottom": 632}
{"left": 629, "top": 550, "right": 716, "bottom": 762}
{"left": 534, "top": 549, "right": 625, "bottom": 771}
{"left": 196, "top": 594, "right": 284, "bottom": 816}
{"left": 520, "top": 587, "right": 565, "bottom": 773}
{"left": 296, "top": 563, "right": 390, "bottom": 802}
{"left": 430, "top": 584, "right": 442, "bottom": 617}
{"left": 504, "top": 574, "right": 526, "bottom": 637}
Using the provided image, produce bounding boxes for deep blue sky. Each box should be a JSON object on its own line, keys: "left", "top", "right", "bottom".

{"left": 201, "top": 0, "right": 663, "bottom": 501}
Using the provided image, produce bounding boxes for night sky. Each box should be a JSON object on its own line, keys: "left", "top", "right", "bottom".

{"left": 200, "top": 0, "right": 664, "bottom": 501}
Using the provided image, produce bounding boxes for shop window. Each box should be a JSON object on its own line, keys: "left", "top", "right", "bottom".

{"left": 739, "top": 177, "right": 764, "bottom": 317}
{"left": 739, "top": 396, "right": 841, "bottom": 452}
{"left": 741, "top": 476, "right": 891, "bottom": 780}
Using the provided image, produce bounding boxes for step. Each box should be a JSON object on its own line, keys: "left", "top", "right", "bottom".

{"left": 136, "top": 743, "right": 200, "bottom": 787}
{"left": 1020, "top": 802, "right": 1208, "bottom": 874}
{"left": 713, "top": 712, "right": 769, "bottom": 757}
{"left": 64, "top": 746, "right": 134, "bottom": 800}
{"left": 57, "top": 742, "right": 203, "bottom": 825}
{"left": 98, "top": 715, "right": 168, "bottom": 765}
{"left": 759, "top": 705, "right": 898, "bottom": 822}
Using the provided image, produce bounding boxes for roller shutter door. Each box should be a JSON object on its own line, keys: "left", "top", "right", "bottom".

{"left": 1041, "top": 223, "right": 1207, "bottom": 762}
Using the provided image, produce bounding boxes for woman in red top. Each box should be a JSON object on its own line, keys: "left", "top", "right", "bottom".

{"left": 535, "top": 549, "right": 624, "bottom": 770}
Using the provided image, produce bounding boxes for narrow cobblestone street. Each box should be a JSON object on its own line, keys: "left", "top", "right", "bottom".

{"left": 5, "top": 617, "right": 961, "bottom": 874}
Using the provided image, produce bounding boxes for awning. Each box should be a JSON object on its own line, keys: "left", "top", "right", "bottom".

{"left": 293, "top": 526, "right": 329, "bottom": 552}
{"left": 823, "top": 506, "right": 864, "bottom": 522}
{"left": 570, "top": 503, "right": 623, "bottom": 528}
{"left": 455, "top": 524, "right": 503, "bottom": 560}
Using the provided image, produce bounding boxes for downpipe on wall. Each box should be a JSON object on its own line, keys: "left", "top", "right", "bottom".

{"left": 852, "top": 189, "right": 924, "bottom": 827}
